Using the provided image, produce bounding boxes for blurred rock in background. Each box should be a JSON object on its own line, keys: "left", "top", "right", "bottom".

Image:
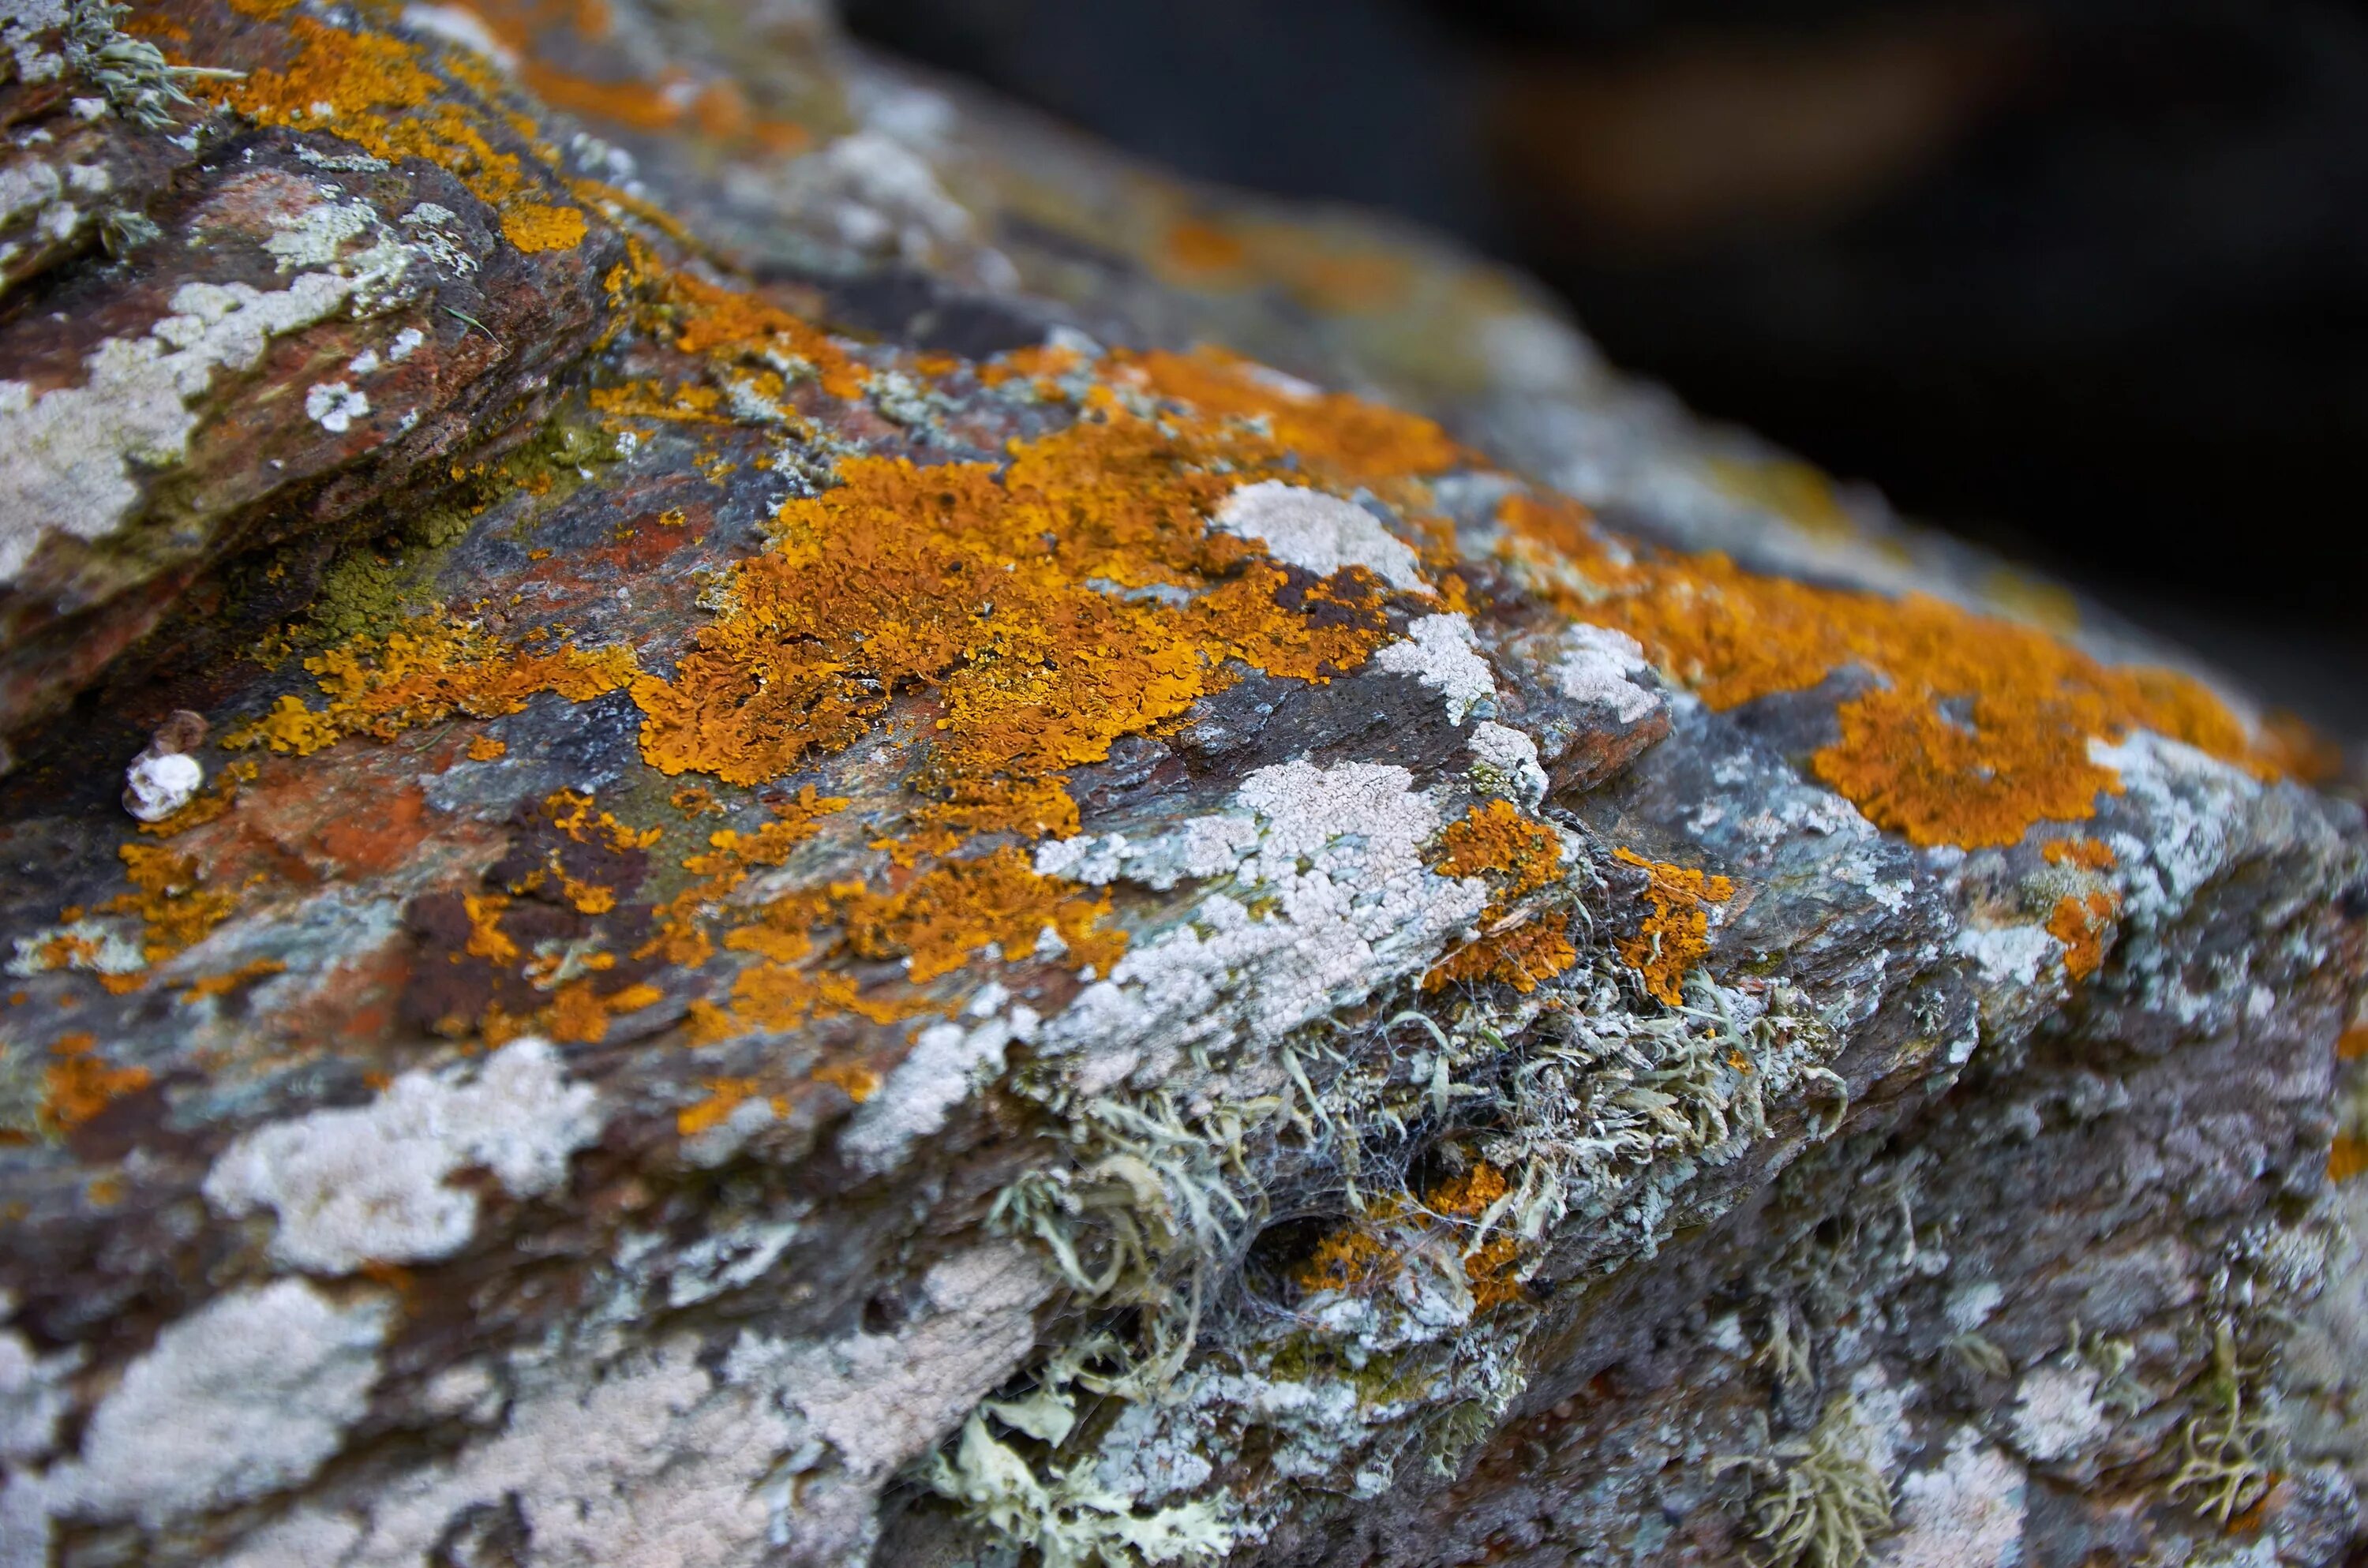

{"left": 844, "top": 0, "right": 2368, "bottom": 743}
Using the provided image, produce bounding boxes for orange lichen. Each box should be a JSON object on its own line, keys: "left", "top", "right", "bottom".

{"left": 500, "top": 201, "right": 588, "bottom": 253}
{"left": 2042, "top": 837, "right": 2118, "bottom": 871}
{"left": 180, "top": 958, "right": 287, "bottom": 1003}
{"left": 640, "top": 260, "right": 866, "bottom": 401}
{"left": 631, "top": 406, "right": 1399, "bottom": 846}
{"left": 467, "top": 736, "right": 508, "bottom": 762}
{"left": 547, "top": 979, "right": 664, "bottom": 1043}
{"left": 1424, "top": 802, "right": 1576, "bottom": 994}
{"left": 2340, "top": 1027, "right": 2368, "bottom": 1062}
{"left": 2048, "top": 891, "right": 2119, "bottom": 982}
{"left": 1611, "top": 847, "right": 1733, "bottom": 1006}
{"left": 107, "top": 846, "right": 239, "bottom": 964}
{"left": 676, "top": 1076, "right": 781, "bottom": 1136}
{"left": 1162, "top": 219, "right": 1250, "bottom": 279}
{"left": 836, "top": 848, "right": 1128, "bottom": 982}
{"left": 227, "top": 618, "right": 637, "bottom": 757}
{"left": 1117, "top": 346, "right": 1466, "bottom": 490}
{"left": 42, "top": 1035, "right": 152, "bottom": 1134}
{"left": 812, "top": 1061, "right": 882, "bottom": 1102}
{"left": 215, "top": 17, "right": 571, "bottom": 244}
{"left": 2332, "top": 1138, "right": 2367, "bottom": 1183}
{"left": 1291, "top": 1162, "right": 1527, "bottom": 1309}
{"left": 1496, "top": 491, "right": 2284, "bottom": 850}
{"left": 1426, "top": 1162, "right": 1523, "bottom": 1309}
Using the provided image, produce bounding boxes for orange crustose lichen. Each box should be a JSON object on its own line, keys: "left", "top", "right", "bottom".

{"left": 228, "top": 619, "right": 636, "bottom": 757}
{"left": 1612, "top": 847, "right": 1734, "bottom": 1006}
{"left": 215, "top": 17, "right": 583, "bottom": 249}
{"left": 1116, "top": 346, "right": 1466, "bottom": 491}
{"left": 1497, "top": 492, "right": 2282, "bottom": 850}
{"left": 631, "top": 404, "right": 1402, "bottom": 849}
{"left": 2047, "top": 891, "right": 2119, "bottom": 982}
{"left": 43, "top": 1035, "right": 152, "bottom": 1134}
{"left": 1291, "top": 1160, "right": 1526, "bottom": 1310}
{"left": 1425, "top": 801, "right": 1576, "bottom": 994}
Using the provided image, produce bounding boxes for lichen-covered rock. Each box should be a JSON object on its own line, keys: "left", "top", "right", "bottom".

{"left": 0, "top": 3, "right": 2362, "bottom": 1566}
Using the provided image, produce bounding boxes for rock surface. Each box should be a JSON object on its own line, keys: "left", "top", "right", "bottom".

{"left": 0, "top": 3, "right": 2362, "bottom": 1567}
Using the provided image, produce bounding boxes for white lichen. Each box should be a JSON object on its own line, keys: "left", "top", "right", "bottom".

{"left": 33, "top": 1281, "right": 390, "bottom": 1531}
{"left": 6, "top": 916, "right": 143, "bottom": 979}
{"left": 1466, "top": 719, "right": 1547, "bottom": 806}
{"left": 1883, "top": 1429, "right": 2026, "bottom": 1568}
{"left": 1373, "top": 612, "right": 1497, "bottom": 724}
{"left": 0, "top": 219, "right": 413, "bottom": 579}
{"left": 2007, "top": 1362, "right": 2105, "bottom": 1463}
{"left": 1549, "top": 622, "right": 1658, "bottom": 723}
{"left": 203, "top": 1035, "right": 601, "bottom": 1273}
{"left": 305, "top": 379, "right": 369, "bottom": 433}
{"left": 1036, "top": 759, "right": 1486, "bottom": 1074}
{"left": 122, "top": 747, "right": 200, "bottom": 822}
{"left": 838, "top": 1007, "right": 1040, "bottom": 1175}
{"left": 1212, "top": 480, "right": 1426, "bottom": 592}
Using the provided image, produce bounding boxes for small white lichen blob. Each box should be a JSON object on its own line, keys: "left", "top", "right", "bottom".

{"left": 1373, "top": 612, "right": 1497, "bottom": 724}
{"left": 1212, "top": 479, "right": 1427, "bottom": 591}
{"left": 203, "top": 1036, "right": 601, "bottom": 1273}
{"left": 1550, "top": 622, "right": 1659, "bottom": 723}
{"left": 1466, "top": 719, "right": 1547, "bottom": 806}
{"left": 1887, "top": 1428, "right": 2028, "bottom": 1568}
{"left": 122, "top": 750, "right": 202, "bottom": 823}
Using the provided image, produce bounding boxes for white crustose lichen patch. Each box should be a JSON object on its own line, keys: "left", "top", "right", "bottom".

{"left": 122, "top": 749, "right": 201, "bottom": 821}
{"left": 203, "top": 1036, "right": 601, "bottom": 1273}
{"left": 1466, "top": 719, "right": 1548, "bottom": 806}
{"left": 1035, "top": 758, "right": 1488, "bottom": 1081}
{"left": 1212, "top": 479, "right": 1427, "bottom": 591}
{"left": 1550, "top": 622, "right": 1659, "bottom": 723}
{"left": 1374, "top": 612, "right": 1497, "bottom": 724}
{"left": 304, "top": 379, "right": 369, "bottom": 433}
{"left": 0, "top": 196, "right": 416, "bottom": 580}
{"left": 6, "top": 1280, "right": 390, "bottom": 1550}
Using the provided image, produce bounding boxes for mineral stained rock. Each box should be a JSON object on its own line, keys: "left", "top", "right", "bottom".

{"left": 0, "top": 3, "right": 2362, "bottom": 1567}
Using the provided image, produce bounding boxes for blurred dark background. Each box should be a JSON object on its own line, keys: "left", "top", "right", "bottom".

{"left": 840, "top": 0, "right": 2367, "bottom": 737}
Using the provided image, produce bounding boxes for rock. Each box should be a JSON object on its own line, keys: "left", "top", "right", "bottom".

{"left": 0, "top": 3, "right": 2361, "bottom": 1567}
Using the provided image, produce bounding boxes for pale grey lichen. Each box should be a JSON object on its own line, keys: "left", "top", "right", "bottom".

{"left": 1373, "top": 612, "right": 1497, "bottom": 724}
{"left": 202, "top": 1035, "right": 601, "bottom": 1273}
{"left": 1212, "top": 480, "right": 1427, "bottom": 593}
{"left": 15, "top": 1280, "right": 390, "bottom": 1547}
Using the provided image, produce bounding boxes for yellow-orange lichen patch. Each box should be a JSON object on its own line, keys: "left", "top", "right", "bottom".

{"left": 467, "top": 736, "right": 508, "bottom": 762}
{"left": 107, "top": 846, "right": 240, "bottom": 965}
{"left": 836, "top": 848, "right": 1128, "bottom": 982}
{"left": 500, "top": 202, "right": 587, "bottom": 253}
{"left": 676, "top": 1076, "right": 780, "bottom": 1137}
{"left": 640, "top": 260, "right": 866, "bottom": 402}
{"left": 812, "top": 1061, "right": 882, "bottom": 1102}
{"left": 2042, "top": 836, "right": 2118, "bottom": 872}
{"left": 646, "top": 787, "right": 848, "bottom": 968}
{"left": 2332, "top": 1138, "right": 2367, "bottom": 1183}
{"left": 180, "top": 958, "right": 288, "bottom": 1003}
{"left": 2048, "top": 890, "right": 2119, "bottom": 982}
{"left": 227, "top": 619, "right": 637, "bottom": 758}
{"left": 547, "top": 979, "right": 665, "bottom": 1044}
{"left": 1611, "top": 847, "right": 1733, "bottom": 1006}
{"left": 42, "top": 1035, "right": 152, "bottom": 1134}
{"left": 2340, "top": 1027, "right": 2368, "bottom": 1062}
{"left": 1496, "top": 491, "right": 2285, "bottom": 850}
{"left": 1426, "top": 1162, "right": 1523, "bottom": 1310}
{"left": 1116, "top": 346, "right": 1467, "bottom": 491}
{"left": 631, "top": 406, "right": 1400, "bottom": 847}
{"left": 1425, "top": 802, "right": 1576, "bottom": 994}
{"left": 215, "top": 17, "right": 568, "bottom": 242}
{"left": 1291, "top": 1161, "right": 1527, "bottom": 1310}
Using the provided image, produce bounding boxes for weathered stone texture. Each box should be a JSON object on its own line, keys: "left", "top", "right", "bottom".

{"left": 0, "top": 3, "right": 2361, "bottom": 1567}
